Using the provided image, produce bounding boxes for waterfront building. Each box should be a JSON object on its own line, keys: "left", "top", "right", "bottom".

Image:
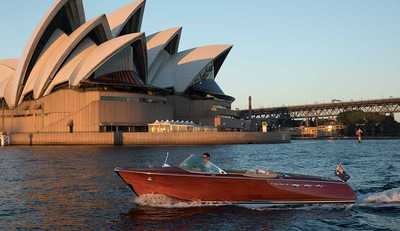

{"left": 148, "top": 120, "right": 217, "bottom": 133}
{"left": 299, "top": 124, "right": 344, "bottom": 138}
{"left": 0, "top": 0, "right": 242, "bottom": 133}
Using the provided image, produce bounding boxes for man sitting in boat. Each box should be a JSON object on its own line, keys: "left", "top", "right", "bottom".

{"left": 336, "top": 163, "right": 351, "bottom": 182}
{"left": 202, "top": 153, "right": 213, "bottom": 172}
{"left": 180, "top": 153, "right": 227, "bottom": 174}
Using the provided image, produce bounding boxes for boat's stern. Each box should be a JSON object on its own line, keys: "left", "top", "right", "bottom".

{"left": 315, "top": 179, "right": 357, "bottom": 203}
{"left": 340, "top": 182, "right": 357, "bottom": 202}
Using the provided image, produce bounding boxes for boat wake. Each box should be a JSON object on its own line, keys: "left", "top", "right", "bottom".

{"left": 246, "top": 188, "right": 400, "bottom": 211}
{"left": 134, "top": 194, "right": 232, "bottom": 208}
{"left": 358, "top": 187, "right": 400, "bottom": 205}
{"left": 134, "top": 188, "right": 400, "bottom": 209}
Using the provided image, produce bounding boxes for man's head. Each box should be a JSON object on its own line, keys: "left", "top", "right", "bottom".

{"left": 202, "top": 153, "right": 210, "bottom": 162}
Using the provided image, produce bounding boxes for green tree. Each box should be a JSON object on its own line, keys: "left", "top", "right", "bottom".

{"left": 337, "top": 110, "right": 366, "bottom": 125}
{"left": 337, "top": 111, "right": 400, "bottom": 136}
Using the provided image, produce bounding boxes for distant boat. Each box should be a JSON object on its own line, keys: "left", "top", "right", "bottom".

{"left": 115, "top": 155, "right": 356, "bottom": 205}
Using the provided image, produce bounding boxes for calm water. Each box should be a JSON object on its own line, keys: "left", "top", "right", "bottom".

{"left": 1, "top": 140, "right": 399, "bottom": 230}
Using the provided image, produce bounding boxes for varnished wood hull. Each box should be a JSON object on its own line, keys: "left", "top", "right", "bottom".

{"left": 115, "top": 167, "right": 356, "bottom": 204}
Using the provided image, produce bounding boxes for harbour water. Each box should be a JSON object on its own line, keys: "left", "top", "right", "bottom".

{"left": 1, "top": 140, "right": 399, "bottom": 230}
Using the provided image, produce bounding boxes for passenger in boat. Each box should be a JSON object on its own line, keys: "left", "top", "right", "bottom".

{"left": 180, "top": 153, "right": 226, "bottom": 174}
{"left": 335, "top": 163, "right": 351, "bottom": 182}
{"left": 202, "top": 152, "right": 210, "bottom": 161}
{"left": 202, "top": 153, "right": 214, "bottom": 173}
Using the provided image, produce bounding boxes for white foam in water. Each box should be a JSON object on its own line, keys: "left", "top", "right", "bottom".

{"left": 134, "top": 188, "right": 400, "bottom": 209}
{"left": 238, "top": 203, "right": 353, "bottom": 211}
{"left": 135, "top": 194, "right": 353, "bottom": 210}
{"left": 362, "top": 188, "right": 400, "bottom": 204}
{"left": 134, "top": 194, "right": 231, "bottom": 208}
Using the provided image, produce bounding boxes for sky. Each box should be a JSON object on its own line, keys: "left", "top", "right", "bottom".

{"left": 0, "top": 0, "right": 399, "bottom": 120}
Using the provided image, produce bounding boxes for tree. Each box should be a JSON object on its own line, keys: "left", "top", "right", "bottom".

{"left": 337, "top": 110, "right": 366, "bottom": 125}
{"left": 337, "top": 111, "right": 400, "bottom": 136}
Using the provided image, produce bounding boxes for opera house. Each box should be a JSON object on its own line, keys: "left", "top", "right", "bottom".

{"left": 0, "top": 0, "right": 244, "bottom": 134}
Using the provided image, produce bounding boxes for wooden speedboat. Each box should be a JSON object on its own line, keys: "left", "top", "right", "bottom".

{"left": 115, "top": 155, "right": 356, "bottom": 205}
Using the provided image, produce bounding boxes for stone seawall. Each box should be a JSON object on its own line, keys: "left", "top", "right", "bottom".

{"left": 123, "top": 132, "right": 290, "bottom": 145}
{"left": 9, "top": 132, "right": 290, "bottom": 145}
{"left": 10, "top": 133, "right": 114, "bottom": 145}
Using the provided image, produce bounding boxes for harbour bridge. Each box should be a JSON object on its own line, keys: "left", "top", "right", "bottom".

{"left": 239, "top": 98, "right": 400, "bottom": 122}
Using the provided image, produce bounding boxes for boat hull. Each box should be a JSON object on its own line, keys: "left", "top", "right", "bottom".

{"left": 115, "top": 168, "right": 356, "bottom": 204}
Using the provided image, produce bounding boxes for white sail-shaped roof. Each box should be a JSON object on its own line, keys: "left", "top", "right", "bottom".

{"left": 107, "top": 0, "right": 145, "bottom": 37}
{"left": 146, "top": 27, "right": 181, "bottom": 83}
{"left": 147, "top": 27, "right": 181, "bottom": 67}
{"left": 31, "top": 15, "right": 112, "bottom": 100}
{"left": 70, "top": 33, "right": 147, "bottom": 86}
{"left": 1, "top": 0, "right": 234, "bottom": 107}
{"left": 20, "top": 29, "right": 69, "bottom": 103}
{"left": 44, "top": 38, "right": 97, "bottom": 96}
{"left": 0, "top": 64, "right": 15, "bottom": 99}
{"left": 152, "top": 45, "right": 233, "bottom": 92}
{"left": 9, "top": 0, "right": 85, "bottom": 108}
{"left": 0, "top": 59, "right": 18, "bottom": 70}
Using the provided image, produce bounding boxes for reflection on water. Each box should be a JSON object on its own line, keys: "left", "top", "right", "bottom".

{"left": 114, "top": 204, "right": 354, "bottom": 231}
{"left": 0, "top": 140, "right": 399, "bottom": 230}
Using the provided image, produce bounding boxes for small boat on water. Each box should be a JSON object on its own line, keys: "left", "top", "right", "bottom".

{"left": 115, "top": 154, "right": 356, "bottom": 205}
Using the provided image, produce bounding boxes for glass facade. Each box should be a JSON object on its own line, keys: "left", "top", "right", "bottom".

{"left": 148, "top": 120, "right": 217, "bottom": 133}
{"left": 187, "top": 61, "right": 234, "bottom": 101}
{"left": 192, "top": 62, "right": 214, "bottom": 85}
{"left": 100, "top": 96, "right": 166, "bottom": 104}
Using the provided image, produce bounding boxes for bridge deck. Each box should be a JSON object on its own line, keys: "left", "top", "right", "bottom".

{"left": 240, "top": 98, "right": 400, "bottom": 119}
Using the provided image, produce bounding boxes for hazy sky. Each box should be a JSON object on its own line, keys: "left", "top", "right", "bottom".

{"left": 1, "top": 0, "right": 400, "bottom": 113}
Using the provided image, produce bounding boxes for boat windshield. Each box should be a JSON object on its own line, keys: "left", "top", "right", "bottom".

{"left": 179, "top": 155, "right": 227, "bottom": 174}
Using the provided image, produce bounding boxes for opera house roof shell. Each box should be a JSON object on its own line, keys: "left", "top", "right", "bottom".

{"left": 0, "top": 0, "right": 233, "bottom": 108}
